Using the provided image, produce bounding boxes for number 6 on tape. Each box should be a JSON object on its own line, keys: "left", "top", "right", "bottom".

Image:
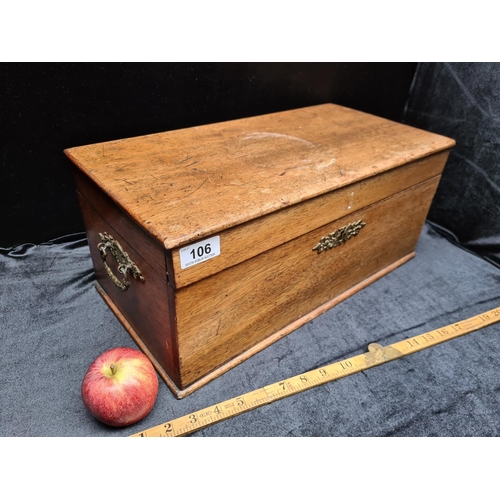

{"left": 180, "top": 235, "right": 221, "bottom": 269}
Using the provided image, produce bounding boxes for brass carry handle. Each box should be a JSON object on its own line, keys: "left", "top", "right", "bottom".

{"left": 312, "top": 219, "right": 366, "bottom": 253}
{"left": 97, "top": 232, "right": 145, "bottom": 291}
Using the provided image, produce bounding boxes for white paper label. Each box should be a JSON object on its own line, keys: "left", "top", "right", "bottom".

{"left": 180, "top": 236, "right": 220, "bottom": 269}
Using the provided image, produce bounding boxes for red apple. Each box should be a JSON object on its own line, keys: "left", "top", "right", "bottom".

{"left": 81, "top": 346, "right": 159, "bottom": 427}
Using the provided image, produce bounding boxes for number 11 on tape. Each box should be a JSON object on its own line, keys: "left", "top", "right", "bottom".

{"left": 180, "top": 235, "right": 221, "bottom": 269}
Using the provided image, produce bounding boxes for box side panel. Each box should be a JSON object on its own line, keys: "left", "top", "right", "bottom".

{"left": 75, "top": 172, "right": 181, "bottom": 388}
{"left": 175, "top": 176, "right": 440, "bottom": 388}
{"left": 171, "top": 150, "right": 450, "bottom": 288}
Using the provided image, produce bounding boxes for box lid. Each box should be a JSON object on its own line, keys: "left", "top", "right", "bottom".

{"left": 65, "top": 103, "right": 455, "bottom": 251}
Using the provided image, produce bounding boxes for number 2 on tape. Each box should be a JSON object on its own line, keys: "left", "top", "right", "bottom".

{"left": 180, "top": 236, "right": 220, "bottom": 269}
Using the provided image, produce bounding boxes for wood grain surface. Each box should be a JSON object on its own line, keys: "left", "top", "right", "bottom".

{"left": 171, "top": 150, "right": 450, "bottom": 288}
{"left": 65, "top": 104, "right": 455, "bottom": 250}
{"left": 67, "top": 103, "right": 455, "bottom": 396}
{"left": 75, "top": 186, "right": 180, "bottom": 387}
{"left": 175, "top": 176, "right": 441, "bottom": 388}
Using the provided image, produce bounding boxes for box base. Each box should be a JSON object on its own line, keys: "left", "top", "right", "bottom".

{"left": 95, "top": 251, "right": 415, "bottom": 399}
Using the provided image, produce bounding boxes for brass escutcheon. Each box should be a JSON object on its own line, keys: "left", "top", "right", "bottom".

{"left": 313, "top": 219, "right": 366, "bottom": 254}
{"left": 97, "top": 232, "right": 145, "bottom": 291}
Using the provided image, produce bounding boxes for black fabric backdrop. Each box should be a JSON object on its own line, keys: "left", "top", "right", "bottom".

{"left": 2, "top": 63, "right": 500, "bottom": 438}
{"left": 404, "top": 63, "right": 500, "bottom": 268}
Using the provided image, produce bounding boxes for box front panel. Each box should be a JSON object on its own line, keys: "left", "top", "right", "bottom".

{"left": 175, "top": 176, "right": 441, "bottom": 388}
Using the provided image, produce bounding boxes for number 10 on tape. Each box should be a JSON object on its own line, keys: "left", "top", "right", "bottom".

{"left": 180, "top": 236, "right": 221, "bottom": 269}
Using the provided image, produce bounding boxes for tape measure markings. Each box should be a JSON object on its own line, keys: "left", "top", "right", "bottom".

{"left": 131, "top": 305, "right": 500, "bottom": 437}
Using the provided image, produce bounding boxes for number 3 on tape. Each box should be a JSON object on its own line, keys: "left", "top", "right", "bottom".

{"left": 180, "top": 236, "right": 221, "bottom": 269}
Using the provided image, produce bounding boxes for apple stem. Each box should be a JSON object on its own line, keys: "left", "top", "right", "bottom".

{"left": 110, "top": 364, "right": 117, "bottom": 375}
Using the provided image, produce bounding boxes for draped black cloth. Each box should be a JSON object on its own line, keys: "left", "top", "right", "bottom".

{"left": 405, "top": 63, "right": 500, "bottom": 269}
{"left": 2, "top": 224, "right": 500, "bottom": 436}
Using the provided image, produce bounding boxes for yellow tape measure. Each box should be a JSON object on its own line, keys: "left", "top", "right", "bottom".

{"left": 131, "top": 305, "right": 500, "bottom": 437}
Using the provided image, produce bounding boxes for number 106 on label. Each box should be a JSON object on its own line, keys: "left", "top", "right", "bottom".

{"left": 180, "top": 236, "right": 221, "bottom": 269}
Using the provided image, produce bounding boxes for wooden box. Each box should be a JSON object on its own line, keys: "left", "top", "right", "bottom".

{"left": 65, "top": 104, "right": 455, "bottom": 398}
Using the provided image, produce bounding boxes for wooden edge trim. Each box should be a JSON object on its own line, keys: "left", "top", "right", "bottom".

{"left": 96, "top": 251, "right": 416, "bottom": 399}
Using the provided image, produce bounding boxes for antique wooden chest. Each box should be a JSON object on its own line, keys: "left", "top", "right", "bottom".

{"left": 65, "top": 103, "right": 455, "bottom": 398}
